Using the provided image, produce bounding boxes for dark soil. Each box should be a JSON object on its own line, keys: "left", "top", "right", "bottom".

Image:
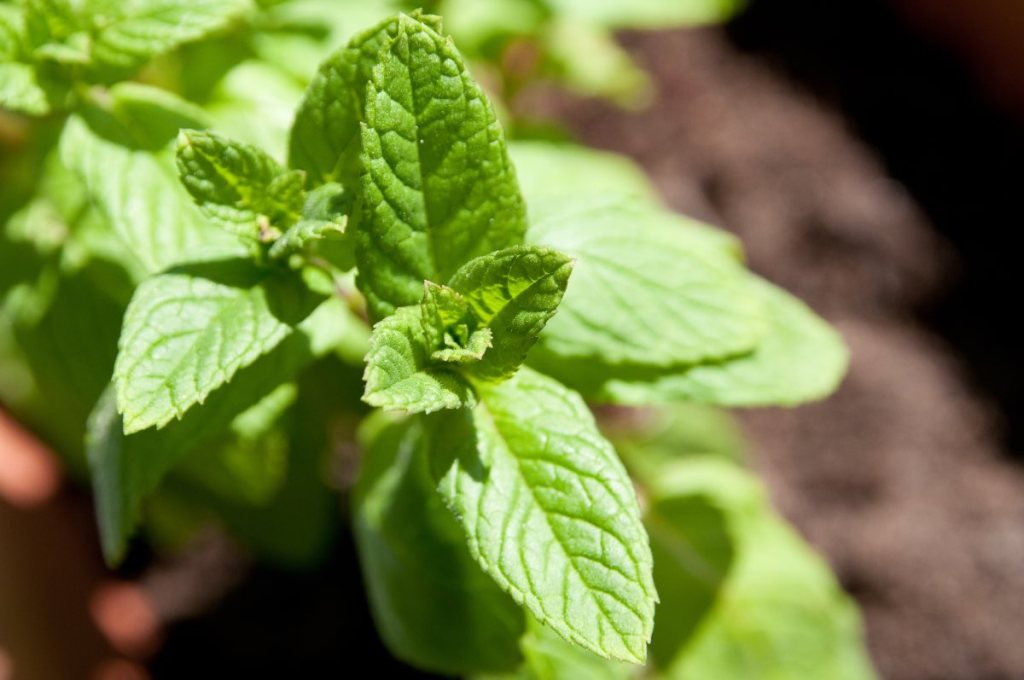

{"left": 538, "top": 3, "right": 1024, "bottom": 677}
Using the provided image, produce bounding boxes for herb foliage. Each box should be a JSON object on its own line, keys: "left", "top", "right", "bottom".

{"left": 0, "top": 3, "right": 874, "bottom": 677}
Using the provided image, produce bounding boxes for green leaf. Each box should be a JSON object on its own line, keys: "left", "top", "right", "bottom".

{"left": 502, "top": 615, "right": 635, "bottom": 680}
{"left": 0, "top": 6, "right": 25, "bottom": 61}
{"left": 363, "top": 304, "right": 474, "bottom": 413}
{"left": 432, "top": 328, "right": 492, "bottom": 364}
{"left": 643, "top": 459, "right": 876, "bottom": 679}
{"left": 541, "top": 22, "right": 651, "bottom": 106}
{"left": 176, "top": 129, "right": 306, "bottom": 240}
{"left": 419, "top": 280, "right": 472, "bottom": 345}
{"left": 33, "top": 37, "right": 91, "bottom": 64}
{"left": 3, "top": 260, "right": 125, "bottom": 469}
{"left": 434, "top": 0, "right": 544, "bottom": 56}
{"left": 300, "top": 180, "right": 351, "bottom": 223}
{"left": 88, "top": 296, "right": 353, "bottom": 565}
{"left": 86, "top": 0, "right": 251, "bottom": 74}
{"left": 204, "top": 60, "right": 307, "bottom": 161}
{"left": 644, "top": 484, "right": 736, "bottom": 670}
{"left": 508, "top": 142, "right": 659, "bottom": 205}
{"left": 477, "top": 616, "right": 635, "bottom": 680}
{"left": 353, "top": 414, "right": 525, "bottom": 674}
{"left": 60, "top": 88, "right": 246, "bottom": 277}
{"left": 429, "top": 368, "right": 657, "bottom": 663}
{"left": 269, "top": 182, "right": 353, "bottom": 263}
{"left": 269, "top": 219, "right": 347, "bottom": 261}
{"left": 448, "top": 245, "right": 572, "bottom": 381}
{"left": 544, "top": 0, "right": 745, "bottom": 29}
{"left": 569, "top": 277, "right": 850, "bottom": 407}
{"left": 156, "top": 358, "right": 353, "bottom": 568}
{"left": 527, "top": 195, "right": 762, "bottom": 368}
{"left": 412, "top": 281, "right": 489, "bottom": 363}
{"left": 602, "top": 404, "right": 746, "bottom": 480}
{"left": 77, "top": 82, "right": 212, "bottom": 151}
{"left": 22, "top": 0, "right": 79, "bottom": 48}
{"left": 177, "top": 383, "right": 296, "bottom": 505}
{"left": 288, "top": 10, "right": 443, "bottom": 187}
{"left": 114, "top": 259, "right": 324, "bottom": 433}
{"left": 0, "top": 62, "right": 57, "bottom": 115}
{"left": 355, "top": 13, "right": 527, "bottom": 319}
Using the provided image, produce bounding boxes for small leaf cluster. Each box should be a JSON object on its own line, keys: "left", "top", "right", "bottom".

{"left": 0, "top": 4, "right": 874, "bottom": 679}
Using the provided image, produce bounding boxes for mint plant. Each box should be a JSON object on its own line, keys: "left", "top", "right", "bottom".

{"left": 1, "top": 3, "right": 875, "bottom": 677}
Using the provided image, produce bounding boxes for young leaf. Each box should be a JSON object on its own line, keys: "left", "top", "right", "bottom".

{"left": 176, "top": 129, "right": 306, "bottom": 240}
{"left": 356, "top": 13, "right": 527, "bottom": 319}
{"left": 429, "top": 368, "right": 657, "bottom": 663}
{"left": 432, "top": 328, "right": 492, "bottom": 364}
{"left": 527, "top": 195, "right": 763, "bottom": 368}
{"left": 420, "top": 280, "right": 473, "bottom": 347}
{"left": 288, "top": 11, "right": 444, "bottom": 187}
{"left": 353, "top": 414, "right": 525, "bottom": 674}
{"left": 539, "top": 276, "right": 850, "bottom": 407}
{"left": 114, "top": 260, "right": 323, "bottom": 433}
{"left": 417, "top": 281, "right": 491, "bottom": 363}
{"left": 86, "top": 0, "right": 251, "bottom": 74}
{"left": 266, "top": 181, "right": 352, "bottom": 260}
{"left": 363, "top": 305, "right": 474, "bottom": 414}
{"left": 447, "top": 245, "right": 572, "bottom": 380}
{"left": 301, "top": 180, "right": 351, "bottom": 223}
{"left": 269, "top": 219, "right": 346, "bottom": 260}
{"left": 89, "top": 297, "right": 353, "bottom": 564}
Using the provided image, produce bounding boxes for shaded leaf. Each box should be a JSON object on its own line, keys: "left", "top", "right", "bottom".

{"left": 88, "top": 297, "right": 353, "bottom": 564}
{"left": 353, "top": 414, "right": 525, "bottom": 674}
{"left": 642, "top": 459, "right": 876, "bottom": 679}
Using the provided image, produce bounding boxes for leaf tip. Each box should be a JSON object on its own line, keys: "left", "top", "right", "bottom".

{"left": 100, "top": 531, "right": 128, "bottom": 568}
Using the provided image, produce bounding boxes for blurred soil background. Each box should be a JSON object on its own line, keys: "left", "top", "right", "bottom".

{"left": 4, "top": 0, "right": 1024, "bottom": 678}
